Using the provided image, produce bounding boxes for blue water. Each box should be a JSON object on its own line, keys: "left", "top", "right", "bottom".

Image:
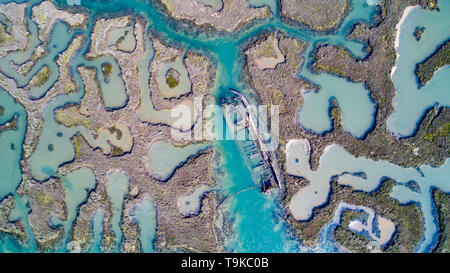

{"left": 0, "top": 18, "right": 74, "bottom": 99}
{"left": 59, "top": 167, "right": 97, "bottom": 250}
{"left": 215, "top": 138, "right": 302, "bottom": 252}
{"left": 0, "top": 87, "right": 27, "bottom": 199}
{"left": 105, "top": 170, "right": 129, "bottom": 252}
{"left": 0, "top": 86, "right": 35, "bottom": 252}
{"left": 0, "top": 0, "right": 447, "bottom": 253}
{"left": 128, "top": 197, "right": 157, "bottom": 253}
{"left": 86, "top": 56, "right": 127, "bottom": 110}
{"left": 387, "top": 2, "right": 450, "bottom": 137}
{"left": 146, "top": 140, "right": 212, "bottom": 181}
{"left": 315, "top": 202, "right": 394, "bottom": 252}
{"left": 88, "top": 209, "right": 105, "bottom": 253}
{"left": 286, "top": 139, "right": 450, "bottom": 252}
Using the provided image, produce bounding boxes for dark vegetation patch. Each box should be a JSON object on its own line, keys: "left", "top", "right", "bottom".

{"left": 102, "top": 63, "right": 112, "bottom": 81}
{"left": 333, "top": 210, "right": 371, "bottom": 253}
{"left": 280, "top": 0, "right": 348, "bottom": 31}
{"left": 166, "top": 68, "right": 180, "bottom": 88}
{"left": 416, "top": 40, "right": 450, "bottom": 86}
{"left": 287, "top": 180, "right": 423, "bottom": 252}
{"left": 433, "top": 189, "right": 450, "bottom": 253}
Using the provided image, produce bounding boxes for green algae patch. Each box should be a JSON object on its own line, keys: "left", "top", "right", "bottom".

{"left": 425, "top": 0, "right": 438, "bottom": 10}
{"left": 258, "top": 41, "right": 277, "bottom": 59}
{"left": 55, "top": 107, "right": 92, "bottom": 129}
{"left": 331, "top": 107, "right": 341, "bottom": 125}
{"left": 166, "top": 68, "right": 180, "bottom": 88}
{"left": 36, "top": 191, "right": 54, "bottom": 208}
{"left": 30, "top": 66, "right": 51, "bottom": 87}
{"left": 111, "top": 145, "right": 124, "bottom": 157}
{"left": 73, "top": 134, "right": 83, "bottom": 159}
{"left": 0, "top": 22, "right": 14, "bottom": 46}
{"left": 423, "top": 122, "right": 450, "bottom": 142}
{"left": 156, "top": 56, "right": 191, "bottom": 99}
{"left": 271, "top": 88, "right": 283, "bottom": 105}
{"left": 102, "top": 63, "right": 112, "bottom": 81}
{"left": 0, "top": 23, "right": 9, "bottom": 45}
{"left": 255, "top": 35, "right": 285, "bottom": 70}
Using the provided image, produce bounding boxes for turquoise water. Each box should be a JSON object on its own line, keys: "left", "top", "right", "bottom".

{"left": 0, "top": 87, "right": 27, "bottom": 199}
{"left": 0, "top": 86, "right": 35, "bottom": 252}
{"left": 44, "top": 167, "right": 97, "bottom": 251}
{"left": 0, "top": 0, "right": 447, "bottom": 253}
{"left": 105, "top": 170, "right": 129, "bottom": 252}
{"left": 128, "top": 197, "right": 157, "bottom": 252}
{"left": 86, "top": 56, "right": 128, "bottom": 110}
{"left": 297, "top": 55, "right": 376, "bottom": 138}
{"left": 295, "top": 2, "right": 378, "bottom": 139}
{"left": 88, "top": 209, "right": 105, "bottom": 253}
{"left": 146, "top": 140, "right": 212, "bottom": 181}
{"left": 155, "top": 55, "right": 191, "bottom": 99}
{"left": 0, "top": 0, "right": 42, "bottom": 69}
{"left": 215, "top": 141, "right": 297, "bottom": 252}
{"left": 286, "top": 139, "right": 450, "bottom": 252}
{"left": 0, "top": 18, "right": 74, "bottom": 99}
{"left": 387, "top": 2, "right": 450, "bottom": 137}
{"left": 60, "top": 167, "right": 97, "bottom": 250}
{"left": 178, "top": 185, "right": 211, "bottom": 216}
